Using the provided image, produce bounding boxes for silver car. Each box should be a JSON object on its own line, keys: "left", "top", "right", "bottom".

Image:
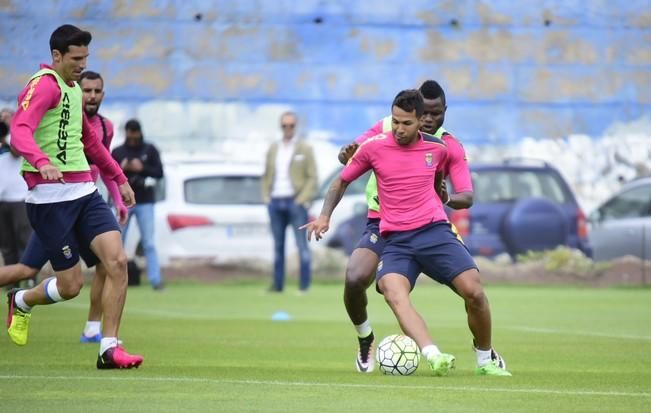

{"left": 588, "top": 177, "right": 651, "bottom": 261}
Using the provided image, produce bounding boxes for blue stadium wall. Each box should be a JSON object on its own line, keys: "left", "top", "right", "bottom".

{"left": 1, "top": 0, "right": 650, "bottom": 148}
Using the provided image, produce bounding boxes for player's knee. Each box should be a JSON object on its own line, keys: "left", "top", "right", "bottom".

{"left": 464, "top": 288, "right": 488, "bottom": 310}
{"left": 57, "top": 277, "right": 84, "bottom": 299}
{"left": 113, "top": 251, "right": 128, "bottom": 269}
{"left": 104, "top": 251, "right": 128, "bottom": 275}
{"left": 381, "top": 287, "right": 407, "bottom": 309}
{"left": 345, "top": 266, "right": 373, "bottom": 291}
{"left": 115, "top": 251, "right": 128, "bottom": 269}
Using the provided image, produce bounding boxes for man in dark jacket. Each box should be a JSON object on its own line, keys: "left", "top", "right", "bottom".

{"left": 112, "top": 119, "right": 164, "bottom": 290}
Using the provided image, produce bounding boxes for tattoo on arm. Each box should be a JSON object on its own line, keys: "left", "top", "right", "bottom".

{"left": 320, "top": 177, "right": 349, "bottom": 218}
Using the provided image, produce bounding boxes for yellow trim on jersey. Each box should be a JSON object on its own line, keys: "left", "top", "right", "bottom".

{"left": 20, "top": 76, "right": 43, "bottom": 111}
{"left": 421, "top": 132, "right": 446, "bottom": 146}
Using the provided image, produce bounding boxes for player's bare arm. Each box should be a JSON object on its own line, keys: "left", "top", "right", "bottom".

{"left": 435, "top": 177, "right": 473, "bottom": 209}
{"left": 447, "top": 191, "right": 473, "bottom": 209}
{"left": 300, "top": 176, "right": 350, "bottom": 241}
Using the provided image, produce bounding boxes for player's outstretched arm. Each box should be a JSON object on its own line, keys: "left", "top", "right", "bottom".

{"left": 300, "top": 176, "right": 350, "bottom": 241}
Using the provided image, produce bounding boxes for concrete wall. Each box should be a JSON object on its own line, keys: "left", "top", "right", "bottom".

{"left": 1, "top": 0, "right": 649, "bottom": 153}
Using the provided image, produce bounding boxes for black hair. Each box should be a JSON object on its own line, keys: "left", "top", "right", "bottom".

{"left": 80, "top": 70, "right": 103, "bottom": 83}
{"left": 125, "top": 118, "right": 142, "bottom": 133}
{"left": 49, "top": 24, "right": 92, "bottom": 55}
{"left": 0, "top": 121, "right": 8, "bottom": 139}
{"left": 392, "top": 89, "right": 424, "bottom": 118}
{"left": 419, "top": 80, "right": 446, "bottom": 105}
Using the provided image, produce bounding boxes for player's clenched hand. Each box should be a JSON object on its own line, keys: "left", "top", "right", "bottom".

{"left": 38, "top": 164, "right": 64, "bottom": 182}
{"left": 338, "top": 143, "right": 359, "bottom": 165}
{"left": 119, "top": 182, "right": 136, "bottom": 208}
{"left": 117, "top": 204, "right": 129, "bottom": 226}
{"left": 300, "top": 216, "right": 330, "bottom": 242}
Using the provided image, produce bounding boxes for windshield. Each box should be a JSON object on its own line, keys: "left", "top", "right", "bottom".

{"left": 185, "top": 176, "right": 263, "bottom": 205}
{"left": 471, "top": 170, "right": 571, "bottom": 204}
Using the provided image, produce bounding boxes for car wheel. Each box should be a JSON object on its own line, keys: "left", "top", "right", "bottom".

{"left": 501, "top": 198, "right": 569, "bottom": 258}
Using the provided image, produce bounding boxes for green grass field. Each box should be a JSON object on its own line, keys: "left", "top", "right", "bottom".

{"left": 1, "top": 279, "right": 650, "bottom": 412}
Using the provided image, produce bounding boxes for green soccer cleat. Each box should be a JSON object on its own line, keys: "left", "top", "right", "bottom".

{"left": 476, "top": 360, "right": 512, "bottom": 376}
{"left": 427, "top": 353, "right": 456, "bottom": 376}
{"left": 6, "top": 290, "right": 31, "bottom": 346}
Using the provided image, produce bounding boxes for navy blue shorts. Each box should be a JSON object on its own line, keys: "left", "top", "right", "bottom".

{"left": 376, "top": 221, "right": 478, "bottom": 291}
{"left": 354, "top": 218, "right": 386, "bottom": 257}
{"left": 20, "top": 232, "right": 100, "bottom": 270}
{"left": 25, "top": 191, "right": 120, "bottom": 271}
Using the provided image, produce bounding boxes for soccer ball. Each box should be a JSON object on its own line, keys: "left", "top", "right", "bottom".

{"left": 375, "top": 334, "right": 421, "bottom": 376}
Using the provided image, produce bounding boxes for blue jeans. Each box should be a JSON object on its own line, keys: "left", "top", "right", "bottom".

{"left": 122, "top": 203, "right": 162, "bottom": 287}
{"left": 267, "top": 197, "right": 311, "bottom": 291}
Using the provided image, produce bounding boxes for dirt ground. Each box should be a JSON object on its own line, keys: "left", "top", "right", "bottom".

{"left": 474, "top": 256, "right": 651, "bottom": 287}
{"left": 156, "top": 249, "right": 651, "bottom": 287}
{"left": 6, "top": 247, "right": 641, "bottom": 287}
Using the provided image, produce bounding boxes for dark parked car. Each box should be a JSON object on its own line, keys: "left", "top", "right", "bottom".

{"left": 329, "top": 158, "right": 592, "bottom": 259}
{"left": 588, "top": 176, "right": 651, "bottom": 262}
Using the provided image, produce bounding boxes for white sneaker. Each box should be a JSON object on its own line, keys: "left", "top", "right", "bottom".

{"left": 355, "top": 332, "right": 375, "bottom": 373}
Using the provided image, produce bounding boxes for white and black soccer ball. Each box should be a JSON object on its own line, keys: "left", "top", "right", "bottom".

{"left": 375, "top": 334, "right": 420, "bottom": 376}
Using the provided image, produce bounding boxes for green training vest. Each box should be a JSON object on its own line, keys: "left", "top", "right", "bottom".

{"left": 364, "top": 115, "right": 447, "bottom": 212}
{"left": 21, "top": 68, "right": 88, "bottom": 173}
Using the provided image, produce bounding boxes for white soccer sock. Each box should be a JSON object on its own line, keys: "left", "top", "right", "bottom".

{"left": 421, "top": 344, "right": 442, "bottom": 359}
{"left": 476, "top": 348, "right": 493, "bottom": 367}
{"left": 14, "top": 290, "right": 32, "bottom": 312}
{"left": 44, "top": 277, "right": 65, "bottom": 303}
{"left": 354, "top": 320, "right": 373, "bottom": 338}
{"left": 99, "top": 337, "right": 119, "bottom": 355}
{"left": 84, "top": 321, "right": 102, "bottom": 337}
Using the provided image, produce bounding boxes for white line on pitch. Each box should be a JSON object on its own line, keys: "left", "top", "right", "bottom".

{"left": 507, "top": 326, "right": 651, "bottom": 341}
{"left": 0, "top": 375, "right": 649, "bottom": 398}
{"left": 59, "top": 303, "right": 651, "bottom": 341}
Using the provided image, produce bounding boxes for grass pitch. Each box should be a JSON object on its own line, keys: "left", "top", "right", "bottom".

{"left": 1, "top": 280, "right": 649, "bottom": 412}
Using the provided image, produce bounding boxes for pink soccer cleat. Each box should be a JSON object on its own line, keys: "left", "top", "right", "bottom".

{"left": 96, "top": 346, "right": 143, "bottom": 369}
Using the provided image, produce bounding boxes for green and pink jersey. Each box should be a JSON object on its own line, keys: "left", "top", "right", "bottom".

{"left": 10, "top": 64, "right": 125, "bottom": 191}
